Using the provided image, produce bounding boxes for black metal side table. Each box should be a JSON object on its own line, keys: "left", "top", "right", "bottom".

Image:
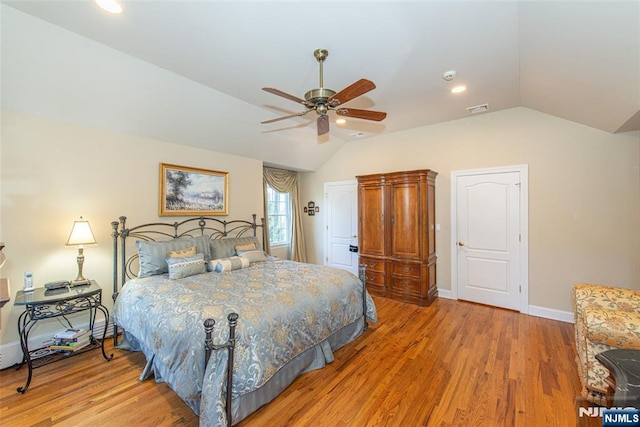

{"left": 13, "top": 280, "right": 113, "bottom": 393}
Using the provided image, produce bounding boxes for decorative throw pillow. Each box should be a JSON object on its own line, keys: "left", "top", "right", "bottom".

{"left": 235, "top": 242, "right": 257, "bottom": 252}
{"left": 210, "top": 236, "right": 260, "bottom": 259}
{"left": 237, "top": 249, "right": 268, "bottom": 264}
{"left": 166, "top": 253, "right": 206, "bottom": 280}
{"left": 167, "top": 246, "right": 197, "bottom": 258}
{"left": 211, "top": 256, "right": 250, "bottom": 273}
{"left": 137, "top": 236, "right": 210, "bottom": 277}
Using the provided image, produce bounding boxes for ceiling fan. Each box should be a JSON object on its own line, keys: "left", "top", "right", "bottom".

{"left": 261, "top": 49, "right": 387, "bottom": 136}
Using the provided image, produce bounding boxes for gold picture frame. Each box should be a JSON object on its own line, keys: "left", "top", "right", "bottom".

{"left": 159, "top": 163, "right": 229, "bottom": 216}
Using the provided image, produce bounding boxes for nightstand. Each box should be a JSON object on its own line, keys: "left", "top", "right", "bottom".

{"left": 13, "top": 280, "right": 113, "bottom": 393}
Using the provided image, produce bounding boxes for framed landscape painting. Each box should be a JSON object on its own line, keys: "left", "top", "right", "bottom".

{"left": 159, "top": 163, "right": 229, "bottom": 216}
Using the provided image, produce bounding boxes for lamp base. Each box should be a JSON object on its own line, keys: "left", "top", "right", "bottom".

{"left": 69, "top": 279, "right": 90, "bottom": 287}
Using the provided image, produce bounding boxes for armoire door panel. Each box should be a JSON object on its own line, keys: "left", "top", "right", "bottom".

{"left": 358, "top": 184, "right": 385, "bottom": 257}
{"left": 390, "top": 182, "right": 420, "bottom": 259}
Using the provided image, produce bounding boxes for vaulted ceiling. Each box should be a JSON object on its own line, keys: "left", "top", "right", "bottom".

{"left": 2, "top": 1, "right": 639, "bottom": 171}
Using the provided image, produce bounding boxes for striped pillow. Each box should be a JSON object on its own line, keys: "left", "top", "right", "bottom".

{"left": 210, "top": 256, "right": 249, "bottom": 273}
{"left": 210, "top": 237, "right": 260, "bottom": 259}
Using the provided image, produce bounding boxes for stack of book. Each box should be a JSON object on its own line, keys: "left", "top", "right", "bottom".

{"left": 49, "top": 328, "right": 91, "bottom": 352}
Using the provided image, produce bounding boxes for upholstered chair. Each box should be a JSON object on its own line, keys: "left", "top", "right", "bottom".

{"left": 572, "top": 283, "right": 640, "bottom": 403}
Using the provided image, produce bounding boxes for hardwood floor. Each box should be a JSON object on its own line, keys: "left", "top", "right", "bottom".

{"left": 1, "top": 297, "right": 590, "bottom": 426}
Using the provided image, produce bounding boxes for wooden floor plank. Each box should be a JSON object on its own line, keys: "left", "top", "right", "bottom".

{"left": 1, "top": 297, "right": 587, "bottom": 426}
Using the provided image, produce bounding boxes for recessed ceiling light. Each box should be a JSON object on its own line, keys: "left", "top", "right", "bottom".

{"left": 95, "top": 0, "right": 122, "bottom": 14}
{"left": 336, "top": 118, "right": 346, "bottom": 125}
{"left": 451, "top": 85, "right": 466, "bottom": 94}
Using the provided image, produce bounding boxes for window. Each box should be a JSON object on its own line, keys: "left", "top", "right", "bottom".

{"left": 266, "top": 184, "right": 292, "bottom": 245}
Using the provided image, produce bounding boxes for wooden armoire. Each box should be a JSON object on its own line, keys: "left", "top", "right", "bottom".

{"left": 357, "top": 169, "right": 437, "bottom": 306}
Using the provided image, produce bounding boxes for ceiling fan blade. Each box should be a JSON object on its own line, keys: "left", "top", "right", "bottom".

{"left": 328, "top": 79, "right": 376, "bottom": 106}
{"left": 262, "top": 87, "right": 308, "bottom": 105}
{"left": 261, "top": 110, "right": 310, "bottom": 124}
{"left": 317, "top": 115, "right": 329, "bottom": 136}
{"left": 336, "top": 108, "right": 387, "bottom": 121}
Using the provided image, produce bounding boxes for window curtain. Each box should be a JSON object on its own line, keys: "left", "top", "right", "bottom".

{"left": 263, "top": 167, "right": 307, "bottom": 263}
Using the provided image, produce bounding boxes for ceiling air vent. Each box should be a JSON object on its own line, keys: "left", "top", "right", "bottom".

{"left": 466, "top": 103, "right": 489, "bottom": 114}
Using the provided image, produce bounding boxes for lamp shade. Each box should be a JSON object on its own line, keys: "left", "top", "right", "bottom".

{"left": 66, "top": 218, "right": 97, "bottom": 247}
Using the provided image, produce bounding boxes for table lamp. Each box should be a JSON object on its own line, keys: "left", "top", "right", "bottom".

{"left": 66, "top": 217, "right": 97, "bottom": 286}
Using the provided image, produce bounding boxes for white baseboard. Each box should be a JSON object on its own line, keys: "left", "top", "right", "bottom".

{"left": 528, "top": 305, "right": 574, "bottom": 323}
{"left": 437, "top": 289, "right": 453, "bottom": 299}
{"left": 0, "top": 318, "right": 113, "bottom": 370}
{"left": 437, "top": 288, "right": 574, "bottom": 324}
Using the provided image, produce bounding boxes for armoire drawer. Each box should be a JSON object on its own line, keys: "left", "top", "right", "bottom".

{"left": 359, "top": 257, "right": 386, "bottom": 274}
{"left": 390, "top": 276, "right": 420, "bottom": 294}
{"left": 392, "top": 262, "right": 421, "bottom": 278}
{"left": 364, "top": 271, "right": 386, "bottom": 286}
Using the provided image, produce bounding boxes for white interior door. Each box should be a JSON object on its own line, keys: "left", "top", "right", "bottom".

{"left": 324, "top": 180, "right": 359, "bottom": 276}
{"left": 452, "top": 166, "right": 528, "bottom": 311}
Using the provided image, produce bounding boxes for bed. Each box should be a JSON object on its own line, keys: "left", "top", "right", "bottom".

{"left": 110, "top": 215, "right": 376, "bottom": 426}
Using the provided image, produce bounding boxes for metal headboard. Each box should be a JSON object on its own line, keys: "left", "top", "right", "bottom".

{"left": 111, "top": 214, "right": 265, "bottom": 301}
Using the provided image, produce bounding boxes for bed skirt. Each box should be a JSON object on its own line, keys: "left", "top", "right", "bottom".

{"left": 117, "top": 315, "right": 366, "bottom": 426}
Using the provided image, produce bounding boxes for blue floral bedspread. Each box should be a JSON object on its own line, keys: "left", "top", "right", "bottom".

{"left": 112, "top": 258, "right": 377, "bottom": 426}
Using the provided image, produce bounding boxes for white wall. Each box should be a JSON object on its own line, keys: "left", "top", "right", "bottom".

{"left": 300, "top": 107, "right": 640, "bottom": 313}
{"left": 0, "top": 111, "right": 263, "bottom": 349}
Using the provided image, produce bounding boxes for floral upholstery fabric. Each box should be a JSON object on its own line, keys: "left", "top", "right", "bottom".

{"left": 572, "top": 283, "right": 640, "bottom": 402}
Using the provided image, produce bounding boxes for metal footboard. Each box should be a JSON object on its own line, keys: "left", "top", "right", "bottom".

{"left": 359, "top": 264, "right": 368, "bottom": 331}
{"left": 204, "top": 313, "right": 238, "bottom": 427}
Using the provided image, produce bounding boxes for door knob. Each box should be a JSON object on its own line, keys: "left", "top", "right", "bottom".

{"left": 458, "top": 241, "right": 465, "bottom": 247}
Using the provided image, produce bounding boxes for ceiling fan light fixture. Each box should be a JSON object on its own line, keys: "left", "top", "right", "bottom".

{"left": 336, "top": 118, "right": 346, "bottom": 125}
